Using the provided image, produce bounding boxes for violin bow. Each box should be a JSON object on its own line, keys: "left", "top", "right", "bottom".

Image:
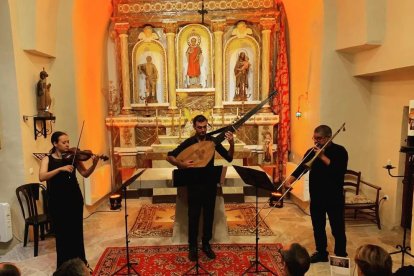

{"left": 69, "top": 120, "right": 85, "bottom": 178}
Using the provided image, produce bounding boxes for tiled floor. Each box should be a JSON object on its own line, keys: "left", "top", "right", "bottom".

{"left": 1, "top": 196, "right": 413, "bottom": 275}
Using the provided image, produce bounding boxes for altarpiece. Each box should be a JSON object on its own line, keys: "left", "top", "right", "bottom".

{"left": 106, "top": 0, "right": 281, "bottom": 178}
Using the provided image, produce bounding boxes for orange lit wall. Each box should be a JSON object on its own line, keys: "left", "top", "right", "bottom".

{"left": 72, "top": 0, "right": 113, "bottom": 204}
{"left": 280, "top": 0, "right": 324, "bottom": 161}
{"left": 72, "top": 0, "right": 113, "bottom": 155}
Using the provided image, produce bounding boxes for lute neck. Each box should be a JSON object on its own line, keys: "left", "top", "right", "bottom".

{"left": 210, "top": 91, "right": 277, "bottom": 144}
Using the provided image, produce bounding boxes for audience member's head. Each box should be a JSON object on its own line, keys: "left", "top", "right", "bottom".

{"left": 0, "top": 262, "right": 21, "bottom": 276}
{"left": 53, "top": 258, "right": 89, "bottom": 276}
{"left": 354, "top": 244, "right": 392, "bottom": 276}
{"left": 281, "top": 243, "right": 311, "bottom": 276}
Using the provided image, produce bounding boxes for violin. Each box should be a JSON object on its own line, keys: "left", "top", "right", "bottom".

{"left": 62, "top": 147, "right": 109, "bottom": 162}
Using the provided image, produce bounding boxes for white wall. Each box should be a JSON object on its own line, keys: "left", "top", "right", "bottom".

{"left": 0, "top": 0, "right": 78, "bottom": 253}
{"left": 369, "top": 73, "right": 414, "bottom": 227}
{"left": 284, "top": 0, "right": 414, "bottom": 233}
{"left": 0, "top": 0, "right": 25, "bottom": 253}
{"left": 332, "top": 0, "right": 414, "bottom": 230}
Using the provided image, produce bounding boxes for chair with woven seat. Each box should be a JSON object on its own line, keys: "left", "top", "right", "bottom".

{"left": 343, "top": 170, "right": 382, "bottom": 229}
{"left": 16, "top": 183, "right": 51, "bottom": 257}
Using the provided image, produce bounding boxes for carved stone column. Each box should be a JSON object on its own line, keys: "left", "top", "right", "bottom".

{"left": 212, "top": 19, "right": 226, "bottom": 111}
{"left": 114, "top": 23, "right": 132, "bottom": 114}
{"left": 119, "top": 126, "right": 137, "bottom": 167}
{"left": 260, "top": 18, "right": 276, "bottom": 101}
{"left": 163, "top": 20, "right": 178, "bottom": 110}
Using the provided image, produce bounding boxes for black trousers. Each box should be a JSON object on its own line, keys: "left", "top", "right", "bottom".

{"left": 310, "top": 196, "right": 347, "bottom": 256}
{"left": 187, "top": 183, "right": 217, "bottom": 246}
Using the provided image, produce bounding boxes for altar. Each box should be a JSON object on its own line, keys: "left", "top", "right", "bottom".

{"left": 130, "top": 166, "right": 269, "bottom": 243}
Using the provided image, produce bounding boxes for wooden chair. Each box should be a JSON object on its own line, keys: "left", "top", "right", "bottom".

{"left": 343, "top": 170, "right": 382, "bottom": 229}
{"left": 16, "top": 183, "right": 51, "bottom": 257}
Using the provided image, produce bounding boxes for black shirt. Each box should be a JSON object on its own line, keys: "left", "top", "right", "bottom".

{"left": 292, "top": 142, "right": 348, "bottom": 200}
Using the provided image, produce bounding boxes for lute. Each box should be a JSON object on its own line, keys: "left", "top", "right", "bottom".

{"left": 176, "top": 91, "right": 277, "bottom": 167}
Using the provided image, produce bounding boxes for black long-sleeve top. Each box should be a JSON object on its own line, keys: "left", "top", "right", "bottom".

{"left": 292, "top": 142, "right": 348, "bottom": 200}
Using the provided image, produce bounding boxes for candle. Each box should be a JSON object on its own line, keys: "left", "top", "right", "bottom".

{"left": 387, "top": 159, "right": 392, "bottom": 166}
{"left": 236, "top": 107, "right": 239, "bottom": 117}
{"left": 179, "top": 109, "right": 182, "bottom": 118}
{"left": 155, "top": 109, "right": 158, "bottom": 118}
{"left": 211, "top": 109, "right": 214, "bottom": 117}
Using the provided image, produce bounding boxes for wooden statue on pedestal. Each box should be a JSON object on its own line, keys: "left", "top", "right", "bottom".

{"left": 36, "top": 68, "right": 52, "bottom": 117}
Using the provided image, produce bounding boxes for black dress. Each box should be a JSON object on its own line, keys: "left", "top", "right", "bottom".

{"left": 47, "top": 155, "right": 86, "bottom": 268}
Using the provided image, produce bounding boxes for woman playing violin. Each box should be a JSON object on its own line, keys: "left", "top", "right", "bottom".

{"left": 39, "top": 131, "right": 100, "bottom": 270}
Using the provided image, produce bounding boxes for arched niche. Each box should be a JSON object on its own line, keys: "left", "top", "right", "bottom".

{"left": 176, "top": 24, "right": 213, "bottom": 89}
{"left": 131, "top": 40, "right": 168, "bottom": 104}
{"left": 223, "top": 36, "right": 260, "bottom": 102}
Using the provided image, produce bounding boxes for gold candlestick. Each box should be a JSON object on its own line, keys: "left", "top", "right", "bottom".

{"left": 210, "top": 109, "right": 214, "bottom": 129}
{"left": 171, "top": 111, "right": 175, "bottom": 135}
{"left": 178, "top": 108, "right": 182, "bottom": 143}
{"left": 154, "top": 109, "right": 160, "bottom": 144}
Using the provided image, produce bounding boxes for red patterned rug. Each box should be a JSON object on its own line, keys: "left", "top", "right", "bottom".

{"left": 130, "top": 204, "right": 176, "bottom": 238}
{"left": 129, "top": 203, "right": 273, "bottom": 238}
{"left": 93, "top": 243, "right": 285, "bottom": 276}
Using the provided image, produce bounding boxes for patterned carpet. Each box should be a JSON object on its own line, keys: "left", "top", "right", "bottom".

{"left": 93, "top": 243, "right": 285, "bottom": 276}
{"left": 130, "top": 203, "right": 175, "bottom": 238}
{"left": 129, "top": 203, "right": 273, "bottom": 238}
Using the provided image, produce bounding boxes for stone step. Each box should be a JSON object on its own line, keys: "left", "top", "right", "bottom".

{"left": 152, "top": 187, "right": 177, "bottom": 204}
{"left": 152, "top": 186, "right": 249, "bottom": 204}
{"left": 222, "top": 186, "right": 244, "bottom": 203}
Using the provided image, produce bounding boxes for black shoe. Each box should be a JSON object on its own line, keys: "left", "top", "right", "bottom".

{"left": 202, "top": 243, "right": 216, "bottom": 259}
{"left": 189, "top": 246, "right": 198, "bottom": 262}
{"left": 310, "top": 251, "right": 328, "bottom": 263}
{"left": 336, "top": 252, "right": 348, "bottom": 258}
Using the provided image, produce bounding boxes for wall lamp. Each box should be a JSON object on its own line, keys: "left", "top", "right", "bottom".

{"left": 383, "top": 160, "right": 404, "bottom": 178}
{"left": 295, "top": 92, "right": 308, "bottom": 119}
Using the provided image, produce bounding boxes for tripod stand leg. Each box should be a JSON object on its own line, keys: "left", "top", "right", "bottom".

{"left": 242, "top": 184, "right": 277, "bottom": 275}
{"left": 242, "top": 260, "right": 277, "bottom": 275}
{"left": 111, "top": 186, "right": 141, "bottom": 276}
{"left": 389, "top": 178, "right": 414, "bottom": 267}
{"left": 112, "top": 262, "right": 140, "bottom": 276}
{"left": 182, "top": 254, "right": 211, "bottom": 276}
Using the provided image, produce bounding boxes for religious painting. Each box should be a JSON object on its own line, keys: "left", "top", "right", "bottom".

{"left": 177, "top": 24, "right": 213, "bottom": 90}
{"left": 224, "top": 23, "right": 260, "bottom": 102}
{"left": 132, "top": 26, "right": 168, "bottom": 105}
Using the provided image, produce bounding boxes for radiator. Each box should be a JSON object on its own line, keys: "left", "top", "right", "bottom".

{"left": 0, "top": 203, "right": 13, "bottom": 242}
